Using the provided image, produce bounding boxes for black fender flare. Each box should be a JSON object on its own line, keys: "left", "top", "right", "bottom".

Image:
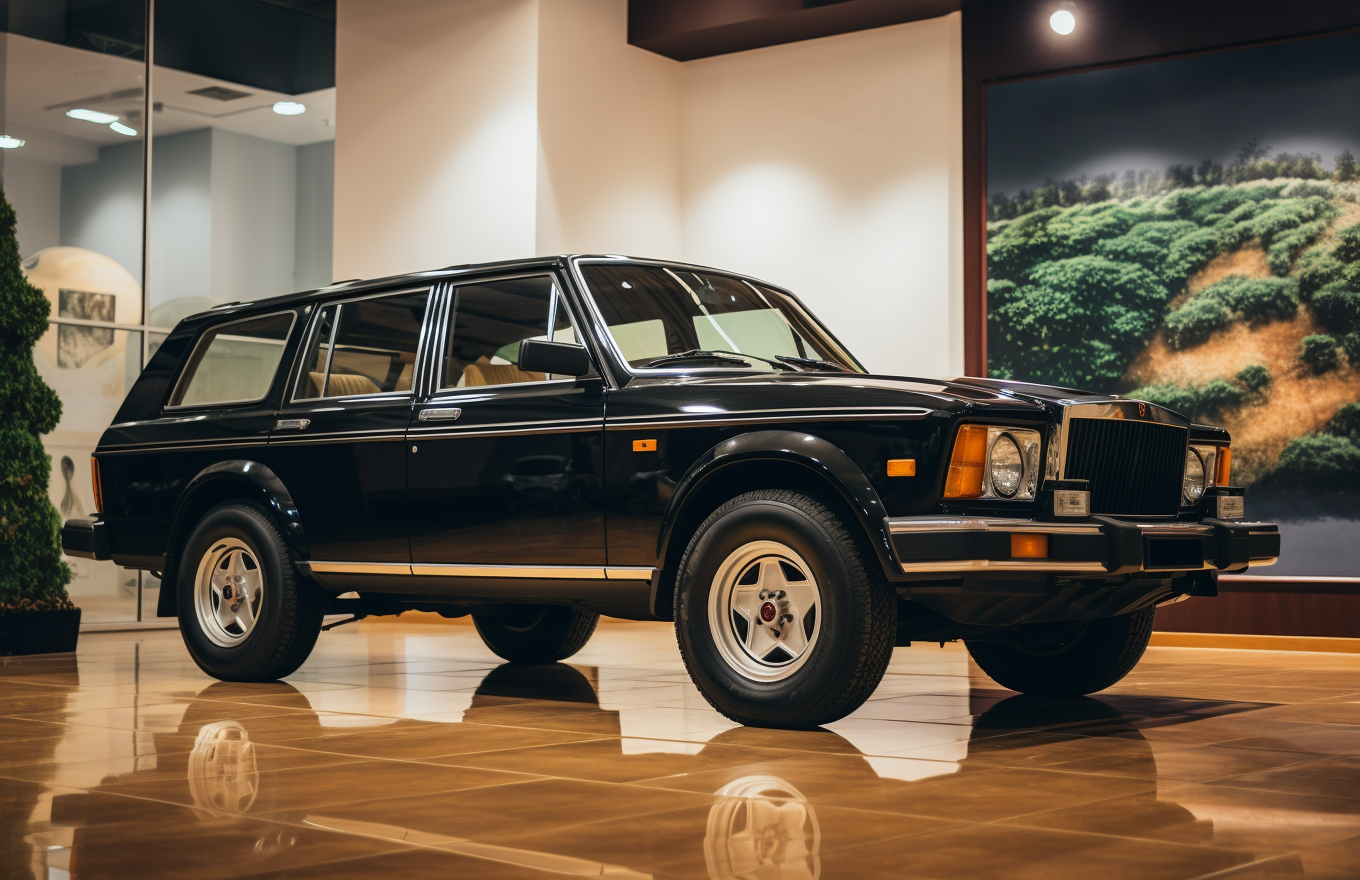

{"left": 654, "top": 430, "right": 896, "bottom": 607}
{"left": 156, "top": 461, "right": 308, "bottom": 617}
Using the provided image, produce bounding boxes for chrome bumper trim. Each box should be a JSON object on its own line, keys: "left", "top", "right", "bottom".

{"left": 410, "top": 563, "right": 609, "bottom": 579}
{"left": 887, "top": 517, "right": 1103, "bottom": 536}
{"left": 898, "top": 559, "right": 1109, "bottom": 574}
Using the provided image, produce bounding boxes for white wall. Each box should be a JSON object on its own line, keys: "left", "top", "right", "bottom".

{"left": 333, "top": 2, "right": 963, "bottom": 376}
{"left": 5, "top": 154, "right": 61, "bottom": 259}
{"left": 210, "top": 128, "right": 298, "bottom": 304}
{"left": 334, "top": 0, "right": 540, "bottom": 280}
{"left": 535, "top": 0, "right": 682, "bottom": 259}
{"left": 680, "top": 13, "right": 964, "bottom": 378}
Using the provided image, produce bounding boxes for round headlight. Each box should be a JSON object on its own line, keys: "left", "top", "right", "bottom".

{"left": 1183, "top": 448, "right": 1206, "bottom": 503}
{"left": 989, "top": 433, "right": 1024, "bottom": 498}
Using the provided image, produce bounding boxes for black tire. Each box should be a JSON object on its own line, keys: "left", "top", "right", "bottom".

{"left": 674, "top": 490, "right": 896, "bottom": 729}
{"left": 965, "top": 607, "right": 1156, "bottom": 697}
{"left": 177, "top": 501, "right": 324, "bottom": 682}
{"left": 473, "top": 605, "right": 599, "bottom": 663}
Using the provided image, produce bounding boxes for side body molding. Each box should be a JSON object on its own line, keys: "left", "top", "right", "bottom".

{"left": 156, "top": 460, "right": 308, "bottom": 617}
{"left": 654, "top": 430, "right": 896, "bottom": 613}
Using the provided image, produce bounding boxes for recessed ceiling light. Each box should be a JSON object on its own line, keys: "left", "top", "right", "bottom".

{"left": 1050, "top": 9, "right": 1076, "bottom": 34}
{"left": 66, "top": 108, "right": 120, "bottom": 124}
{"left": 0, "top": 135, "right": 25, "bottom": 149}
{"left": 273, "top": 101, "right": 306, "bottom": 116}
{"left": 110, "top": 122, "right": 137, "bottom": 136}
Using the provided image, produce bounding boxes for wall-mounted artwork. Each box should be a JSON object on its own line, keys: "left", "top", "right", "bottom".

{"left": 985, "top": 30, "right": 1360, "bottom": 577}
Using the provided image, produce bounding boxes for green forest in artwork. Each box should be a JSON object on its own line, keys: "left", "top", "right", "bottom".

{"left": 986, "top": 144, "right": 1360, "bottom": 493}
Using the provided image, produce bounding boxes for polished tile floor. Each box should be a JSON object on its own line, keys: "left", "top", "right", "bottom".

{"left": 3, "top": 620, "right": 1360, "bottom": 879}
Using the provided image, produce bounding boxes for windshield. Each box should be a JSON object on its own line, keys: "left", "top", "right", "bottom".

{"left": 579, "top": 264, "right": 863, "bottom": 373}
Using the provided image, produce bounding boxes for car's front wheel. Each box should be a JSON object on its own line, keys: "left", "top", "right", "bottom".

{"left": 674, "top": 490, "right": 896, "bottom": 728}
{"left": 473, "top": 605, "right": 599, "bottom": 663}
{"left": 178, "top": 501, "right": 324, "bottom": 682}
{"left": 964, "top": 607, "right": 1156, "bottom": 696}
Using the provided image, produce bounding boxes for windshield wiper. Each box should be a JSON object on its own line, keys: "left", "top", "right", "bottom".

{"left": 775, "top": 354, "right": 848, "bottom": 372}
{"left": 638, "top": 349, "right": 755, "bottom": 368}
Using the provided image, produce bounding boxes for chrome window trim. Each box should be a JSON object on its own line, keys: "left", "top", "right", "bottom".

{"left": 568, "top": 256, "right": 866, "bottom": 380}
{"left": 164, "top": 310, "right": 298, "bottom": 411}
{"left": 287, "top": 284, "right": 434, "bottom": 405}
{"left": 432, "top": 270, "right": 594, "bottom": 394}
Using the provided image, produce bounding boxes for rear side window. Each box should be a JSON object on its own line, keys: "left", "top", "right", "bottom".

{"left": 297, "top": 289, "right": 429, "bottom": 399}
{"left": 169, "top": 312, "right": 296, "bottom": 408}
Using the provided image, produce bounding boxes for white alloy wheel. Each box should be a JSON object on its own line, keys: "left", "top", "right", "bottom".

{"left": 707, "top": 540, "right": 823, "bottom": 682}
{"left": 194, "top": 537, "right": 265, "bottom": 648}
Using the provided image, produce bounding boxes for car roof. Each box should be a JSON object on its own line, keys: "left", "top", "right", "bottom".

{"left": 188, "top": 254, "right": 776, "bottom": 325}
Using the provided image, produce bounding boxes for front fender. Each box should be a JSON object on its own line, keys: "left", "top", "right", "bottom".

{"left": 656, "top": 430, "right": 895, "bottom": 579}
{"left": 156, "top": 461, "right": 308, "bottom": 617}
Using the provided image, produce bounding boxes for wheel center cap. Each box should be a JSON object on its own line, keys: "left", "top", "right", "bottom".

{"left": 759, "top": 601, "right": 777, "bottom": 623}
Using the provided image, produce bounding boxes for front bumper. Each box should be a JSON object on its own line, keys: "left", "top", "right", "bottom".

{"left": 61, "top": 517, "right": 113, "bottom": 561}
{"left": 887, "top": 515, "right": 1279, "bottom": 577}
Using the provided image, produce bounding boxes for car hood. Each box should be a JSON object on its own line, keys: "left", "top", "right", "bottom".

{"left": 623, "top": 371, "right": 1122, "bottom": 416}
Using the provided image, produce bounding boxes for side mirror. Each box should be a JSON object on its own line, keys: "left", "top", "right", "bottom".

{"left": 518, "top": 338, "right": 593, "bottom": 377}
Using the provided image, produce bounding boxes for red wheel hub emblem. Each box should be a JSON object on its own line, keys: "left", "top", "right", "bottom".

{"left": 760, "top": 602, "right": 777, "bottom": 622}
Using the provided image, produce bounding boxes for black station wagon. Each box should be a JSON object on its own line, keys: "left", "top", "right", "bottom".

{"left": 62, "top": 256, "right": 1281, "bottom": 727}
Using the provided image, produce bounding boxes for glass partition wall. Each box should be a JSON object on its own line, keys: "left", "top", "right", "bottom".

{"left": 3, "top": 0, "right": 336, "bottom": 625}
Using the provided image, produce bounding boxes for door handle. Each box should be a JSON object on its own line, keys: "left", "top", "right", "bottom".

{"left": 418, "top": 408, "right": 462, "bottom": 422}
{"left": 274, "top": 418, "right": 311, "bottom": 431}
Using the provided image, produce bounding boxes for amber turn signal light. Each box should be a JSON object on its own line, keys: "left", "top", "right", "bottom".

{"left": 943, "top": 425, "right": 987, "bottom": 498}
{"left": 886, "top": 459, "right": 916, "bottom": 477}
{"left": 91, "top": 456, "right": 104, "bottom": 514}
{"left": 1011, "top": 533, "right": 1048, "bottom": 559}
{"left": 1215, "top": 446, "right": 1232, "bottom": 487}
{"left": 632, "top": 439, "right": 657, "bottom": 452}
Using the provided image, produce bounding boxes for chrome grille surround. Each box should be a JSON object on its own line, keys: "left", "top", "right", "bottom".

{"left": 1052, "top": 401, "right": 1190, "bottom": 518}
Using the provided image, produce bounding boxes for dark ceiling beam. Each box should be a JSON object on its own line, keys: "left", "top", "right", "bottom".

{"left": 628, "top": 0, "right": 962, "bottom": 61}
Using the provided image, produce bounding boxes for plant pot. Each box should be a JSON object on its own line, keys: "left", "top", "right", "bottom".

{"left": 0, "top": 608, "right": 82, "bottom": 656}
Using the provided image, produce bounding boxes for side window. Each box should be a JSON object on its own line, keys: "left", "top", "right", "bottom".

{"left": 441, "top": 277, "right": 580, "bottom": 389}
{"left": 296, "top": 290, "right": 429, "bottom": 399}
{"left": 169, "top": 312, "right": 295, "bottom": 407}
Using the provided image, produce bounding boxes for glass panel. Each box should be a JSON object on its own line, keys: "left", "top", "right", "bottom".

{"left": 34, "top": 324, "right": 144, "bottom": 623}
{"left": 307, "top": 292, "right": 427, "bottom": 398}
{"left": 581, "top": 265, "right": 861, "bottom": 372}
{"left": 169, "top": 312, "right": 295, "bottom": 407}
{"left": 295, "top": 303, "right": 337, "bottom": 399}
{"left": 443, "top": 278, "right": 575, "bottom": 389}
{"left": 148, "top": 2, "right": 336, "bottom": 329}
{"left": 6, "top": 3, "right": 148, "bottom": 624}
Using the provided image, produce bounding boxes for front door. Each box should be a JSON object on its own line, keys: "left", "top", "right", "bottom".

{"left": 266, "top": 286, "right": 430, "bottom": 566}
{"left": 407, "top": 274, "right": 606, "bottom": 571}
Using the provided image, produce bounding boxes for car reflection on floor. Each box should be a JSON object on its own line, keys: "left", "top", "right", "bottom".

{"left": 40, "top": 661, "right": 1286, "bottom": 880}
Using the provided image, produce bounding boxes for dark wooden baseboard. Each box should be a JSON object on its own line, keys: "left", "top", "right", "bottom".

{"left": 1155, "top": 577, "right": 1360, "bottom": 638}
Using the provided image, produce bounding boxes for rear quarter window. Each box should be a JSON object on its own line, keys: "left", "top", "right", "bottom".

{"left": 169, "top": 312, "right": 296, "bottom": 408}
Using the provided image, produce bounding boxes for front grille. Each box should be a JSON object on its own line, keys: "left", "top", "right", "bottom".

{"left": 1063, "top": 418, "right": 1187, "bottom": 516}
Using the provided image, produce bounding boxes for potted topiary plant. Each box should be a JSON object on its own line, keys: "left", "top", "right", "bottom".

{"left": 0, "top": 185, "right": 80, "bottom": 655}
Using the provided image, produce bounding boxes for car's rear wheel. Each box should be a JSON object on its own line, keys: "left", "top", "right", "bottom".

{"left": 473, "top": 605, "right": 599, "bottom": 663}
{"left": 964, "top": 607, "right": 1156, "bottom": 696}
{"left": 178, "top": 501, "right": 324, "bottom": 682}
{"left": 675, "top": 490, "right": 896, "bottom": 728}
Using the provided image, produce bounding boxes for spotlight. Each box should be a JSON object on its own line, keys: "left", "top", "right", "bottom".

{"left": 110, "top": 122, "right": 137, "bottom": 137}
{"left": 1050, "top": 8, "right": 1076, "bottom": 34}
{"left": 0, "top": 135, "right": 24, "bottom": 149}
{"left": 273, "top": 101, "right": 306, "bottom": 116}
{"left": 66, "top": 108, "right": 120, "bottom": 124}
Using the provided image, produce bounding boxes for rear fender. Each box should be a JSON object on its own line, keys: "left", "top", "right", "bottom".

{"left": 156, "top": 461, "right": 307, "bottom": 617}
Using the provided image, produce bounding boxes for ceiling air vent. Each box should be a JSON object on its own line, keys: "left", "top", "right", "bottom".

{"left": 188, "top": 86, "right": 253, "bottom": 101}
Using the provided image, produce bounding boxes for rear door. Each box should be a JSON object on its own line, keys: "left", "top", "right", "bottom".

{"left": 406, "top": 274, "right": 606, "bottom": 571}
{"left": 267, "top": 286, "right": 431, "bottom": 566}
